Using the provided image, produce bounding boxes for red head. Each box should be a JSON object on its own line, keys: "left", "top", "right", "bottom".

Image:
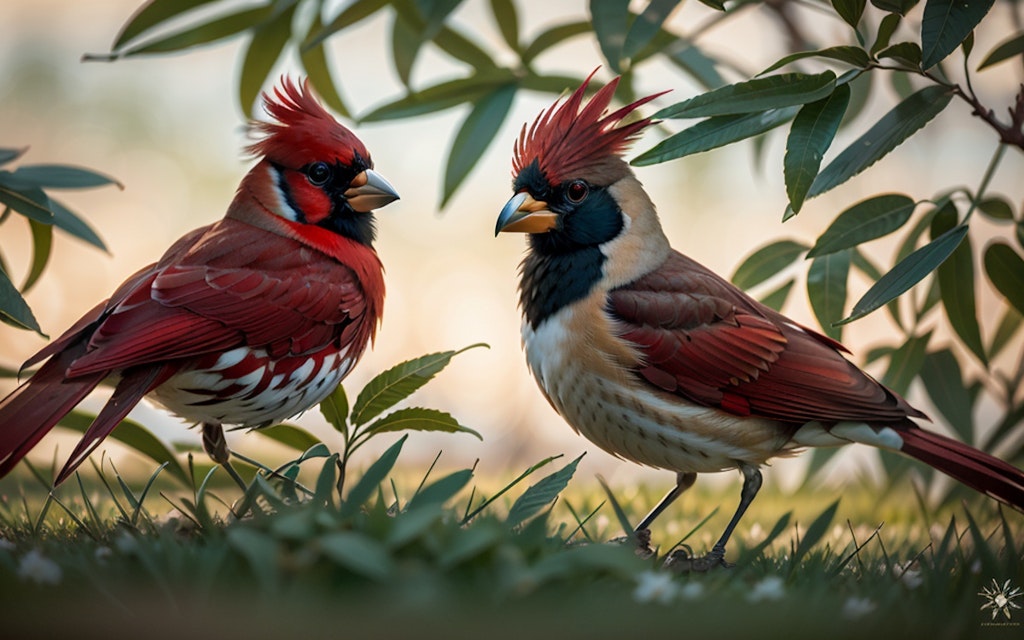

{"left": 512, "top": 70, "right": 666, "bottom": 186}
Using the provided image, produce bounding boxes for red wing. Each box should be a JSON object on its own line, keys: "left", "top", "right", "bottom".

{"left": 608, "top": 251, "right": 920, "bottom": 424}
{"left": 67, "top": 219, "right": 372, "bottom": 375}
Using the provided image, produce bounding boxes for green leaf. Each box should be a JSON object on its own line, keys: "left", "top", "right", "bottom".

{"left": 319, "top": 384, "right": 349, "bottom": 433}
{"left": 920, "top": 349, "right": 974, "bottom": 443}
{"left": 365, "top": 407, "right": 482, "bottom": 440}
{"left": 806, "top": 194, "right": 916, "bottom": 258}
{"left": 360, "top": 71, "right": 513, "bottom": 121}
{"left": 807, "top": 250, "right": 851, "bottom": 340}
{"left": 921, "top": 0, "right": 994, "bottom": 69}
{"left": 0, "top": 268, "right": 43, "bottom": 334}
{"left": 785, "top": 83, "right": 850, "bottom": 213}
{"left": 977, "top": 197, "right": 1014, "bottom": 222}
{"left": 932, "top": 212, "right": 986, "bottom": 365}
{"left": 623, "top": 0, "right": 681, "bottom": 61}
{"left": 434, "top": 25, "right": 497, "bottom": 70}
{"left": 791, "top": 499, "right": 839, "bottom": 565}
{"left": 48, "top": 198, "right": 107, "bottom": 251}
{"left": 656, "top": 72, "right": 836, "bottom": 119}
{"left": 697, "top": 0, "right": 726, "bottom": 9}
{"left": 664, "top": 41, "right": 725, "bottom": 90}
{"left": 831, "top": 0, "right": 866, "bottom": 30}
{"left": 305, "top": 0, "right": 389, "bottom": 50}
{"left": 22, "top": 220, "right": 52, "bottom": 294}
{"left": 978, "top": 31, "right": 1024, "bottom": 70}
{"left": 0, "top": 184, "right": 53, "bottom": 223}
{"left": 632, "top": 107, "right": 799, "bottom": 165}
{"left": 317, "top": 532, "right": 394, "bottom": 580}
{"left": 300, "top": 15, "right": 350, "bottom": 119}
{"left": 238, "top": 3, "right": 296, "bottom": 116}
{"left": 407, "top": 468, "right": 473, "bottom": 509}
{"left": 519, "top": 73, "right": 588, "bottom": 94}
{"left": 760, "top": 46, "right": 871, "bottom": 75}
{"left": 226, "top": 529, "right": 280, "bottom": 588}
{"left": 253, "top": 423, "right": 322, "bottom": 453}
{"left": 808, "top": 85, "right": 953, "bottom": 198}
{"left": 442, "top": 83, "right": 516, "bottom": 207}
{"left": 341, "top": 436, "right": 406, "bottom": 514}
{"left": 506, "top": 454, "right": 583, "bottom": 528}
{"left": 115, "top": 6, "right": 273, "bottom": 58}
{"left": 760, "top": 279, "right": 795, "bottom": 311}
{"left": 870, "top": 0, "right": 919, "bottom": 16}
{"left": 490, "top": 0, "right": 519, "bottom": 50}
{"left": 838, "top": 224, "right": 967, "bottom": 324}
{"left": 984, "top": 243, "right": 1024, "bottom": 317}
{"left": 58, "top": 410, "right": 190, "bottom": 486}
{"left": 112, "top": 0, "right": 221, "bottom": 50}
{"left": 11, "top": 164, "right": 122, "bottom": 190}
{"left": 590, "top": 0, "right": 630, "bottom": 72}
{"left": 876, "top": 41, "right": 922, "bottom": 67}
{"left": 0, "top": 148, "right": 27, "bottom": 166}
{"left": 351, "top": 344, "right": 485, "bottom": 426}
{"left": 990, "top": 306, "right": 1022, "bottom": 359}
{"left": 521, "top": 21, "right": 589, "bottom": 64}
{"left": 882, "top": 331, "right": 932, "bottom": 395}
{"left": 872, "top": 13, "right": 901, "bottom": 55}
{"left": 731, "top": 240, "right": 808, "bottom": 289}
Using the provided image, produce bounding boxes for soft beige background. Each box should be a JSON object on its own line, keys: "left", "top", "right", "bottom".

{"left": 1, "top": 1, "right": 1020, "bottom": 494}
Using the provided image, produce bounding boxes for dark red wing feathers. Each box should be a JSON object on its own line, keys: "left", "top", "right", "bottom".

{"left": 609, "top": 251, "right": 923, "bottom": 425}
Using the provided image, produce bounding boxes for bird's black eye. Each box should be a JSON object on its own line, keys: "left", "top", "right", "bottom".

{"left": 566, "top": 180, "right": 589, "bottom": 204}
{"left": 306, "top": 162, "right": 331, "bottom": 186}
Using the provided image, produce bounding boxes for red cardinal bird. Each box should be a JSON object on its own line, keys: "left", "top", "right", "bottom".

{"left": 0, "top": 78, "right": 398, "bottom": 486}
{"left": 496, "top": 72, "right": 1024, "bottom": 569}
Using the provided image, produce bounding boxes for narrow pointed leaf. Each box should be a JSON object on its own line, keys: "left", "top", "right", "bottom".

{"left": 978, "top": 32, "right": 1024, "bottom": 70}
{"left": 832, "top": 0, "right": 866, "bottom": 30}
{"left": 407, "top": 468, "right": 473, "bottom": 509}
{"left": 882, "top": 331, "right": 931, "bottom": 395}
{"left": 655, "top": 72, "right": 836, "bottom": 119}
{"left": 760, "top": 279, "right": 795, "bottom": 311}
{"left": 984, "top": 243, "right": 1024, "bottom": 316}
{"left": 0, "top": 269, "right": 42, "bottom": 334}
{"left": 490, "top": 0, "right": 519, "bottom": 50}
{"left": 731, "top": 240, "right": 808, "bottom": 289}
{"left": 977, "top": 197, "right": 1014, "bottom": 222}
{"left": 632, "top": 107, "right": 799, "bottom": 165}
{"left": 0, "top": 185, "right": 53, "bottom": 223}
{"left": 872, "top": 13, "right": 901, "bottom": 54}
{"left": 434, "top": 26, "right": 497, "bottom": 70}
{"left": 12, "top": 165, "right": 122, "bottom": 190}
{"left": 506, "top": 454, "right": 583, "bottom": 528}
{"left": 990, "top": 306, "right": 1022, "bottom": 359}
{"left": 442, "top": 84, "right": 516, "bottom": 207}
{"left": 305, "top": 0, "right": 389, "bottom": 50}
{"left": 319, "top": 384, "right": 349, "bottom": 432}
{"left": 664, "top": 41, "right": 724, "bottom": 90}
{"left": 59, "top": 410, "right": 189, "bottom": 485}
{"left": 49, "top": 198, "right": 107, "bottom": 251}
{"left": 808, "top": 85, "right": 953, "bottom": 198}
{"left": 365, "top": 407, "right": 482, "bottom": 440}
{"left": 807, "top": 250, "right": 850, "bottom": 339}
{"left": 361, "top": 71, "right": 513, "bottom": 122}
{"left": 806, "top": 194, "right": 915, "bottom": 258}
{"left": 852, "top": 248, "right": 903, "bottom": 328}
{"left": 341, "top": 436, "right": 406, "bottom": 514}
{"left": 759, "top": 46, "right": 871, "bottom": 74}
{"left": 0, "top": 148, "right": 27, "bottom": 166}
{"left": 870, "top": 0, "right": 919, "bottom": 16}
{"left": 117, "top": 6, "right": 273, "bottom": 57}
{"left": 920, "top": 349, "right": 974, "bottom": 442}
{"left": 238, "top": 4, "right": 295, "bottom": 116}
{"left": 522, "top": 21, "right": 590, "bottom": 64}
{"left": 623, "top": 0, "right": 681, "bottom": 60}
{"left": 22, "top": 220, "right": 52, "bottom": 294}
{"left": 519, "top": 73, "right": 588, "bottom": 93}
{"left": 876, "top": 41, "right": 922, "bottom": 67}
{"left": 785, "top": 84, "right": 850, "bottom": 213}
{"left": 838, "top": 224, "right": 967, "bottom": 324}
{"left": 933, "top": 214, "right": 986, "bottom": 365}
{"left": 590, "top": 0, "right": 630, "bottom": 72}
{"left": 254, "top": 423, "right": 322, "bottom": 453}
{"left": 921, "top": 0, "right": 994, "bottom": 69}
{"left": 317, "top": 532, "right": 394, "bottom": 580}
{"left": 300, "top": 15, "right": 350, "bottom": 119}
{"left": 791, "top": 499, "right": 839, "bottom": 565}
{"left": 112, "top": 0, "right": 220, "bottom": 50}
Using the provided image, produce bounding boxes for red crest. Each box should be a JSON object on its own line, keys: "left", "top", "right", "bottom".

{"left": 512, "top": 70, "right": 666, "bottom": 183}
{"left": 247, "top": 77, "right": 369, "bottom": 169}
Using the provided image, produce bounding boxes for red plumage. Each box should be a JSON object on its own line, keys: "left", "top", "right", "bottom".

{"left": 0, "top": 78, "right": 398, "bottom": 484}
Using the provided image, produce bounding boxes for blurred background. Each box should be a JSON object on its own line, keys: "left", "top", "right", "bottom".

{"left": 0, "top": 0, "right": 1021, "bottom": 495}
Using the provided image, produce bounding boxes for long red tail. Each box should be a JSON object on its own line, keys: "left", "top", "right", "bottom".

{"left": 899, "top": 427, "right": 1024, "bottom": 510}
{"left": 0, "top": 343, "right": 106, "bottom": 477}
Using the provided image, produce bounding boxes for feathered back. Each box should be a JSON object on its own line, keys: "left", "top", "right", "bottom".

{"left": 248, "top": 77, "right": 369, "bottom": 169}
{"left": 512, "top": 70, "right": 665, "bottom": 184}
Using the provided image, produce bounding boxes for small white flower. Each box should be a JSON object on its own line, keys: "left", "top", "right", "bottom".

{"left": 17, "top": 549, "right": 62, "bottom": 585}
{"left": 94, "top": 546, "right": 113, "bottom": 562}
{"left": 893, "top": 562, "right": 923, "bottom": 589}
{"left": 680, "top": 581, "right": 705, "bottom": 600}
{"left": 0, "top": 537, "right": 16, "bottom": 551}
{"left": 114, "top": 532, "right": 139, "bottom": 555}
{"left": 633, "top": 570, "right": 679, "bottom": 605}
{"left": 747, "top": 575, "right": 786, "bottom": 602}
{"left": 747, "top": 522, "right": 764, "bottom": 541}
{"left": 842, "top": 596, "right": 877, "bottom": 619}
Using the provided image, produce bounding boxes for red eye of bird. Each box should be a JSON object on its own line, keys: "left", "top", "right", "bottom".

{"left": 566, "top": 180, "right": 589, "bottom": 203}
{"left": 306, "top": 161, "right": 332, "bottom": 186}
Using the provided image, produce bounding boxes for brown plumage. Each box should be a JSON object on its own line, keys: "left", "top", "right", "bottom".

{"left": 496, "top": 72, "right": 1024, "bottom": 569}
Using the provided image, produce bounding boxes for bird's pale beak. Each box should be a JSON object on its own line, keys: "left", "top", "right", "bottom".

{"left": 495, "top": 192, "right": 558, "bottom": 235}
{"left": 345, "top": 169, "right": 399, "bottom": 213}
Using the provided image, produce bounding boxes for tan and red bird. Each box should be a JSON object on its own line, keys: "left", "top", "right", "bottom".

{"left": 0, "top": 78, "right": 398, "bottom": 486}
{"left": 496, "top": 73, "right": 1024, "bottom": 569}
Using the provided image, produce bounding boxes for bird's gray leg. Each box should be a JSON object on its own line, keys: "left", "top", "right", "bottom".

{"left": 201, "top": 422, "right": 248, "bottom": 491}
{"left": 666, "top": 465, "right": 763, "bottom": 572}
{"left": 636, "top": 471, "right": 697, "bottom": 532}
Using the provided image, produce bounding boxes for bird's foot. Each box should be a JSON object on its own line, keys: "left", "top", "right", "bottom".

{"left": 608, "top": 527, "right": 656, "bottom": 559}
{"left": 662, "top": 546, "right": 732, "bottom": 573}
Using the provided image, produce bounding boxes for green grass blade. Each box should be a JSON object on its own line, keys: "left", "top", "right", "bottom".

{"left": 340, "top": 436, "right": 406, "bottom": 517}
{"left": 506, "top": 454, "right": 583, "bottom": 528}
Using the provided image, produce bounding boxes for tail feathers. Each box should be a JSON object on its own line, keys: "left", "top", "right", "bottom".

{"left": 0, "top": 345, "right": 106, "bottom": 477}
{"left": 899, "top": 427, "right": 1024, "bottom": 510}
{"left": 54, "top": 364, "right": 171, "bottom": 484}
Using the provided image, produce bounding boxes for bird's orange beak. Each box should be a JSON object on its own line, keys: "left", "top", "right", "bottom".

{"left": 344, "top": 169, "right": 399, "bottom": 213}
{"left": 495, "top": 192, "right": 558, "bottom": 235}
